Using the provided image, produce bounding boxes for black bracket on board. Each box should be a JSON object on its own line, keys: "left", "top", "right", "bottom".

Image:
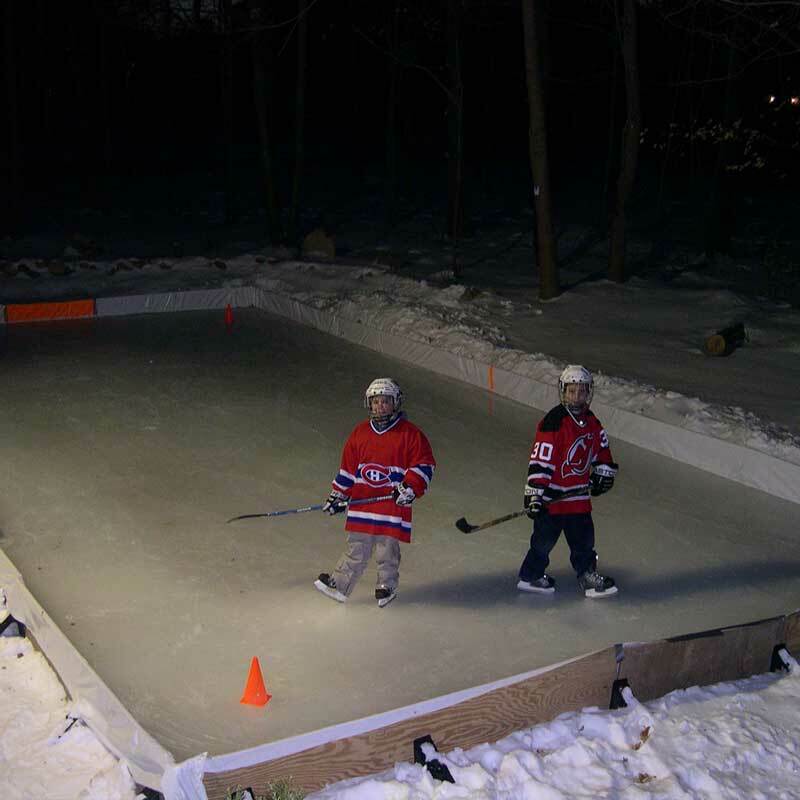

{"left": 0, "top": 613, "right": 26, "bottom": 638}
{"left": 771, "top": 643, "right": 791, "bottom": 673}
{"left": 413, "top": 734, "right": 455, "bottom": 783}
{"left": 610, "top": 678, "right": 630, "bottom": 709}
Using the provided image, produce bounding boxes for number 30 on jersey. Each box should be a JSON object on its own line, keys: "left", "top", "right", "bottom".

{"left": 532, "top": 441, "right": 553, "bottom": 461}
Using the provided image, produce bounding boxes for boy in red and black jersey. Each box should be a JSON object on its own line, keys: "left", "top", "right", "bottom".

{"left": 518, "top": 365, "right": 619, "bottom": 598}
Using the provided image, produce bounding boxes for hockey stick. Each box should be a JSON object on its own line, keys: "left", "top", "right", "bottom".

{"left": 227, "top": 493, "right": 394, "bottom": 523}
{"left": 455, "top": 488, "right": 589, "bottom": 534}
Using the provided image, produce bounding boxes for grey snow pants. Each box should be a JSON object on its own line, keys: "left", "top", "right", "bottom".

{"left": 332, "top": 532, "right": 401, "bottom": 596}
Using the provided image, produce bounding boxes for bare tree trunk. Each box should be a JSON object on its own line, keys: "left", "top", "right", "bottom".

{"left": 97, "top": 12, "right": 113, "bottom": 174}
{"left": 603, "top": 45, "right": 618, "bottom": 217}
{"left": 2, "top": 0, "right": 21, "bottom": 233}
{"left": 608, "top": 0, "right": 641, "bottom": 283}
{"left": 704, "top": 31, "right": 738, "bottom": 261}
{"left": 446, "top": 0, "right": 464, "bottom": 254}
{"left": 384, "top": 1, "right": 401, "bottom": 229}
{"left": 288, "top": 0, "right": 307, "bottom": 244}
{"left": 220, "top": 0, "right": 236, "bottom": 223}
{"left": 251, "top": 18, "right": 282, "bottom": 243}
{"left": 521, "top": 0, "right": 558, "bottom": 300}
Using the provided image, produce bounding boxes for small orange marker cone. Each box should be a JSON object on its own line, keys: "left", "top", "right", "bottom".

{"left": 224, "top": 303, "right": 234, "bottom": 332}
{"left": 240, "top": 656, "right": 271, "bottom": 707}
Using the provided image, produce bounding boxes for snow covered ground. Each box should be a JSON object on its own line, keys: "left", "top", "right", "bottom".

{"left": 2, "top": 239, "right": 800, "bottom": 798}
{"left": 309, "top": 651, "right": 800, "bottom": 800}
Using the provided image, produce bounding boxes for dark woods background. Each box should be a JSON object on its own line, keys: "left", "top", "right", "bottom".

{"left": 2, "top": 0, "right": 799, "bottom": 299}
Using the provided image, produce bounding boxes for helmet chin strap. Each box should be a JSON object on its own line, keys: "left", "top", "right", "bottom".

{"left": 565, "top": 404, "right": 587, "bottom": 427}
{"left": 371, "top": 411, "right": 400, "bottom": 431}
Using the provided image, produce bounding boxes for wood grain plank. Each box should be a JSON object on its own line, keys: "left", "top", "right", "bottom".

{"left": 783, "top": 610, "right": 800, "bottom": 655}
{"left": 620, "top": 616, "right": 784, "bottom": 703}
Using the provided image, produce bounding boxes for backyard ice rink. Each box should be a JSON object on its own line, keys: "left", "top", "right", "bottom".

{"left": 2, "top": 307, "right": 800, "bottom": 764}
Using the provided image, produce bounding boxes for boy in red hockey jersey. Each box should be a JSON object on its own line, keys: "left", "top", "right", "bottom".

{"left": 517, "top": 365, "right": 619, "bottom": 598}
{"left": 315, "top": 378, "right": 436, "bottom": 607}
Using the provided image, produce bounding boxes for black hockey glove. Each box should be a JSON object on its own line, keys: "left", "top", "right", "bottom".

{"left": 322, "top": 489, "right": 349, "bottom": 515}
{"left": 524, "top": 485, "right": 545, "bottom": 519}
{"left": 590, "top": 462, "right": 618, "bottom": 496}
{"left": 393, "top": 482, "right": 416, "bottom": 506}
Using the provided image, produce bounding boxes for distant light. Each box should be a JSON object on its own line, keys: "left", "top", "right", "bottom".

{"left": 791, "top": 96, "right": 800, "bottom": 106}
{"left": 768, "top": 95, "right": 777, "bottom": 104}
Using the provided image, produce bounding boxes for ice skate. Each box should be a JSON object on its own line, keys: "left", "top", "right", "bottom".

{"left": 577, "top": 570, "right": 618, "bottom": 598}
{"left": 517, "top": 574, "right": 556, "bottom": 594}
{"left": 375, "top": 585, "right": 397, "bottom": 608}
{"left": 314, "top": 573, "right": 347, "bottom": 603}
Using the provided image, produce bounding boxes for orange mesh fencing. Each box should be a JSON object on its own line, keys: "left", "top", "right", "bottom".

{"left": 5, "top": 299, "right": 96, "bottom": 323}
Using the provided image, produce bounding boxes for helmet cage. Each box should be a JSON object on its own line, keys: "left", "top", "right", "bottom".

{"left": 558, "top": 365, "right": 593, "bottom": 412}
{"left": 364, "top": 378, "right": 403, "bottom": 423}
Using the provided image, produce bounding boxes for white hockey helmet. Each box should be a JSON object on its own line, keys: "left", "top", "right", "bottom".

{"left": 558, "top": 364, "right": 593, "bottom": 412}
{"left": 364, "top": 377, "right": 403, "bottom": 421}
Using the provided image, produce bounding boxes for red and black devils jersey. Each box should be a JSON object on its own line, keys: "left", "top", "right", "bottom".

{"left": 526, "top": 405, "right": 614, "bottom": 515}
{"left": 332, "top": 414, "right": 436, "bottom": 543}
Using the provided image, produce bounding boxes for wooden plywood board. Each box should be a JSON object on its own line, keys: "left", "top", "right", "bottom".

{"left": 619, "top": 615, "right": 785, "bottom": 703}
{"left": 203, "top": 646, "right": 618, "bottom": 798}
{"left": 783, "top": 610, "right": 800, "bottom": 656}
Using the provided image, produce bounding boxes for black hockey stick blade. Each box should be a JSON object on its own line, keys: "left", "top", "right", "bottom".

{"left": 455, "top": 488, "right": 590, "bottom": 535}
{"left": 455, "top": 510, "right": 527, "bottom": 534}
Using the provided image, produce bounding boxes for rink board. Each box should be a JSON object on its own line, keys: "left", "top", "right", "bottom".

{"left": 2, "top": 287, "right": 800, "bottom": 800}
{"left": 785, "top": 610, "right": 800, "bottom": 654}
{"left": 202, "top": 612, "right": 798, "bottom": 797}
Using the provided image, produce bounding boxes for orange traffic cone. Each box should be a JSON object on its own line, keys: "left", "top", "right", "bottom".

{"left": 224, "top": 304, "right": 234, "bottom": 332}
{"left": 240, "top": 656, "right": 272, "bottom": 707}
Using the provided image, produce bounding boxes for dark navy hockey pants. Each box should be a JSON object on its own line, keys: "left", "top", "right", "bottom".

{"left": 518, "top": 511, "right": 597, "bottom": 580}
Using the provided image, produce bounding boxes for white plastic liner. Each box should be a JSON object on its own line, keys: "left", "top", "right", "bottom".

{"left": 95, "top": 286, "right": 256, "bottom": 317}
{"left": 251, "top": 286, "right": 800, "bottom": 506}
{"left": 0, "top": 548, "right": 178, "bottom": 794}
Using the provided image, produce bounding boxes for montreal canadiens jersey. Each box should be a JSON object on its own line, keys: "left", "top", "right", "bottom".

{"left": 332, "top": 414, "right": 436, "bottom": 543}
{"left": 526, "top": 405, "right": 614, "bottom": 515}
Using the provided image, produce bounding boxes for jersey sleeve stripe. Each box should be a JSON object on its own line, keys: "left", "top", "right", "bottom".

{"left": 334, "top": 474, "right": 355, "bottom": 491}
{"left": 409, "top": 464, "right": 435, "bottom": 485}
